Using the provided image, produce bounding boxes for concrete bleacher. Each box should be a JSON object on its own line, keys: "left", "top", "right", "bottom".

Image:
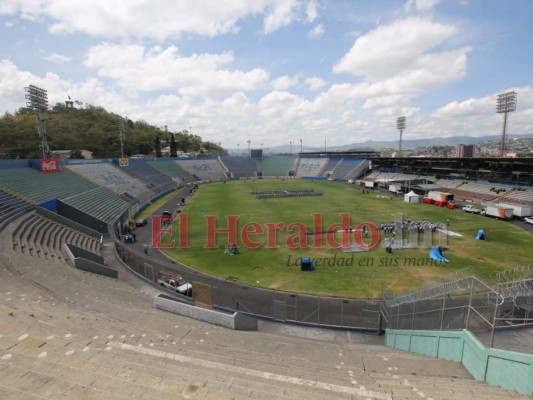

{"left": 0, "top": 219, "right": 529, "bottom": 400}
{"left": 435, "top": 179, "right": 461, "bottom": 189}
{"left": 148, "top": 160, "right": 192, "bottom": 181}
{"left": 257, "top": 156, "right": 295, "bottom": 176}
{"left": 0, "top": 191, "right": 33, "bottom": 232}
{"left": 320, "top": 157, "right": 341, "bottom": 177}
{"left": 61, "top": 187, "right": 131, "bottom": 224}
{"left": 65, "top": 163, "right": 155, "bottom": 203}
{"left": 500, "top": 189, "right": 533, "bottom": 205}
{"left": 296, "top": 157, "right": 329, "bottom": 177}
{"left": 176, "top": 158, "right": 228, "bottom": 180}
{"left": 12, "top": 212, "right": 101, "bottom": 264}
{"left": 221, "top": 157, "right": 258, "bottom": 178}
{"left": 334, "top": 159, "right": 366, "bottom": 180}
{"left": 0, "top": 167, "right": 97, "bottom": 204}
{"left": 119, "top": 159, "right": 176, "bottom": 193}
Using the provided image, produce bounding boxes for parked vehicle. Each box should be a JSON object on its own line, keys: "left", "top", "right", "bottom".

{"left": 388, "top": 184, "right": 402, "bottom": 194}
{"left": 484, "top": 206, "right": 513, "bottom": 220}
{"left": 427, "top": 191, "right": 454, "bottom": 203}
{"left": 524, "top": 217, "right": 533, "bottom": 225}
{"left": 157, "top": 271, "right": 192, "bottom": 296}
{"left": 462, "top": 205, "right": 482, "bottom": 214}
{"left": 495, "top": 203, "right": 532, "bottom": 219}
{"left": 135, "top": 218, "right": 148, "bottom": 226}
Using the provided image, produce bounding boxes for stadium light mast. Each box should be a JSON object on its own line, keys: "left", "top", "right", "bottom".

{"left": 237, "top": 143, "right": 240, "bottom": 156}
{"left": 396, "top": 116, "right": 406, "bottom": 158}
{"left": 118, "top": 118, "right": 125, "bottom": 158}
{"left": 496, "top": 91, "right": 517, "bottom": 158}
{"left": 24, "top": 84, "right": 49, "bottom": 159}
{"left": 300, "top": 138, "right": 302, "bottom": 153}
{"left": 290, "top": 140, "right": 292, "bottom": 154}
{"left": 247, "top": 139, "right": 251, "bottom": 158}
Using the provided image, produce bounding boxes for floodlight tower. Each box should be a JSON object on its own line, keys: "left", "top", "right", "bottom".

{"left": 247, "top": 139, "right": 251, "bottom": 158}
{"left": 496, "top": 91, "right": 517, "bottom": 158}
{"left": 24, "top": 85, "right": 49, "bottom": 158}
{"left": 118, "top": 118, "right": 125, "bottom": 158}
{"left": 396, "top": 116, "right": 406, "bottom": 158}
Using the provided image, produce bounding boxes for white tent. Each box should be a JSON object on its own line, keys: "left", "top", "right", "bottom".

{"left": 404, "top": 190, "right": 421, "bottom": 203}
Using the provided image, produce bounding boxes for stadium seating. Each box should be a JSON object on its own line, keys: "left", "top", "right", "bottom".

{"left": 500, "top": 189, "right": 533, "bottom": 205}
{"left": 0, "top": 167, "right": 97, "bottom": 204}
{"left": 333, "top": 158, "right": 367, "bottom": 180}
{"left": 147, "top": 160, "right": 192, "bottom": 181}
{"left": 0, "top": 219, "right": 527, "bottom": 400}
{"left": 61, "top": 187, "right": 131, "bottom": 223}
{"left": 320, "top": 157, "right": 341, "bottom": 177}
{"left": 175, "top": 159, "right": 228, "bottom": 180}
{"left": 0, "top": 191, "right": 34, "bottom": 232}
{"left": 12, "top": 212, "right": 102, "bottom": 263}
{"left": 119, "top": 159, "right": 176, "bottom": 193}
{"left": 295, "top": 158, "right": 329, "bottom": 177}
{"left": 257, "top": 156, "right": 296, "bottom": 176}
{"left": 220, "top": 157, "right": 258, "bottom": 178}
{"left": 65, "top": 163, "right": 155, "bottom": 203}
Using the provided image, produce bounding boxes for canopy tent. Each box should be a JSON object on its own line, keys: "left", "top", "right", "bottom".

{"left": 404, "top": 190, "right": 421, "bottom": 203}
{"left": 476, "top": 229, "right": 486, "bottom": 240}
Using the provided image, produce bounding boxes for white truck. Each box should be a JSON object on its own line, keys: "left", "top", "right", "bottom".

{"left": 157, "top": 271, "right": 192, "bottom": 296}
{"left": 495, "top": 203, "right": 532, "bottom": 218}
{"left": 462, "top": 204, "right": 482, "bottom": 214}
{"left": 483, "top": 205, "right": 513, "bottom": 220}
{"left": 388, "top": 184, "right": 402, "bottom": 194}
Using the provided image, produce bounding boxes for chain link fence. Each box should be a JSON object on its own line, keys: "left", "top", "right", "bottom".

{"left": 114, "top": 220, "right": 533, "bottom": 345}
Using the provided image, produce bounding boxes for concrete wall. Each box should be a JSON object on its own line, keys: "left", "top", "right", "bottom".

{"left": 57, "top": 200, "right": 109, "bottom": 233}
{"left": 154, "top": 294, "right": 258, "bottom": 331}
{"left": 64, "top": 244, "right": 117, "bottom": 278}
{"left": 37, "top": 207, "right": 103, "bottom": 238}
{"left": 66, "top": 244, "right": 104, "bottom": 265}
{"left": 385, "top": 329, "right": 533, "bottom": 395}
{"left": 75, "top": 257, "right": 118, "bottom": 278}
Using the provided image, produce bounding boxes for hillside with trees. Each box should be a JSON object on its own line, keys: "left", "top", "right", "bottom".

{"left": 0, "top": 103, "right": 225, "bottom": 159}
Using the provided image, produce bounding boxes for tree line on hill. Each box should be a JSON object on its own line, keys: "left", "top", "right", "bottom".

{"left": 0, "top": 103, "right": 226, "bottom": 159}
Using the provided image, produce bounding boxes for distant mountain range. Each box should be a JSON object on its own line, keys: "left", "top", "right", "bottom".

{"left": 262, "top": 133, "right": 533, "bottom": 153}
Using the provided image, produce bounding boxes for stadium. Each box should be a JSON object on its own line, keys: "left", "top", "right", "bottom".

{"left": 1, "top": 153, "right": 533, "bottom": 398}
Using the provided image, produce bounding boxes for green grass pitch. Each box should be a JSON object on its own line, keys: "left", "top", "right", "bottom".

{"left": 161, "top": 180, "right": 533, "bottom": 298}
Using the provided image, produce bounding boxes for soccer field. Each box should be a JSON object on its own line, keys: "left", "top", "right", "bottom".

{"left": 162, "top": 180, "right": 533, "bottom": 298}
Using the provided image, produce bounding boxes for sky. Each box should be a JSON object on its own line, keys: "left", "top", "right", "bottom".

{"left": 1, "top": 0, "right": 533, "bottom": 149}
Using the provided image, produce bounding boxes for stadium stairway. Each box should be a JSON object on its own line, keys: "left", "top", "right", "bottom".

{"left": 0, "top": 220, "right": 530, "bottom": 399}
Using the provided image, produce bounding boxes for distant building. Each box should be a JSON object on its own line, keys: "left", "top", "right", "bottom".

{"left": 455, "top": 144, "right": 476, "bottom": 158}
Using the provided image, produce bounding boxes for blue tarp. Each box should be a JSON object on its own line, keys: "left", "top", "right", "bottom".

{"left": 301, "top": 257, "right": 315, "bottom": 271}
{"left": 476, "top": 229, "right": 486, "bottom": 240}
{"left": 429, "top": 246, "right": 449, "bottom": 263}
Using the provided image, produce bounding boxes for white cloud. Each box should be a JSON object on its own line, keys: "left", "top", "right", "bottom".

{"left": 305, "top": 77, "right": 326, "bottom": 90}
{"left": 84, "top": 43, "right": 269, "bottom": 98}
{"left": 333, "top": 18, "right": 461, "bottom": 81}
{"left": 43, "top": 52, "right": 71, "bottom": 64}
{"left": 405, "top": 0, "right": 441, "bottom": 13}
{"left": 0, "top": 0, "right": 311, "bottom": 39}
{"left": 308, "top": 24, "right": 324, "bottom": 39}
{"left": 272, "top": 75, "right": 299, "bottom": 90}
{"left": 306, "top": 0, "right": 318, "bottom": 22}
{"left": 263, "top": 0, "right": 300, "bottom": 34}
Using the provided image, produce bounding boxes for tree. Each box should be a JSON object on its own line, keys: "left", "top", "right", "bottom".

{"left": 154, "top": 135, "right": 162, "bottom": 158}
{"left": 169, "top": 132, "right": 177, "bottom": 157}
